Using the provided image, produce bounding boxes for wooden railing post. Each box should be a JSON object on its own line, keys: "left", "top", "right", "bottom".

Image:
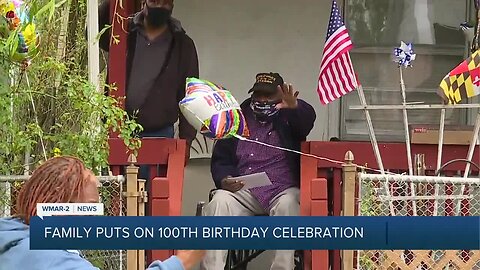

{"left": 138, "top": 179, "right": 147, "bottom": 270}
{"left": 125, "top": 154, "right": 139, "bottom": 270}
{"left": 415, "top": 154, "right": 427, "bottom": 215}
{"left": 414, "top": 154, "right": 426, "bottom": 176}
{"left": 342, "top": 151, "right": 356, "bottom": 270}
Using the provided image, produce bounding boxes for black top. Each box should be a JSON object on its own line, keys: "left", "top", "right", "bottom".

{"left": 98, "top": 1, "right": 198, "bottom": 143}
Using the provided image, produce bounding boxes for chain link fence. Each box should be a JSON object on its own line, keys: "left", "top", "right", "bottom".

{"left": 0, "top": 175, "right": 126, "bottom": 270}
{"left": 357, "top": 173, "right": 480, "bottom": 270}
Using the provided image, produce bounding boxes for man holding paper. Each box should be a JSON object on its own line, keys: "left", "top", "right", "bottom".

{"left": 201, "top": 73, "right": 316, "bottom": 270}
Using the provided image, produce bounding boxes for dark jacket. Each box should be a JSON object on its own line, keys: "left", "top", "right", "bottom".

{"left": 98, "top": 1, "right": 198, "bottom": 143}
{"left": 210, "top": 98, "right": 316, "bottom": 188}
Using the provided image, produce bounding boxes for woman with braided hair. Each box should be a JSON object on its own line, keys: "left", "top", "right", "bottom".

{"left": 0, "top": 156, "right": 204, "bottom": 270}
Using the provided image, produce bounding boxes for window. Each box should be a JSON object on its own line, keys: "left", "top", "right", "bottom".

{"left": 341, "top": 0, "right": 473, "bottom": 141}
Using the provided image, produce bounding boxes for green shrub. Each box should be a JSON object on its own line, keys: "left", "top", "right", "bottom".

{"left": 0, "top": 0, "right": 142, "bottom": 175}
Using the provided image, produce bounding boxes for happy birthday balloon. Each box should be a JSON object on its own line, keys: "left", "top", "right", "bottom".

{"left": 179, "top": 78, "right": 249, "bottom": 139}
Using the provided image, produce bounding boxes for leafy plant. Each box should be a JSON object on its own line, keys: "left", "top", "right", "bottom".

{"left": 358, "top": 180, "right": 381, "bottom": 269}
{"left": 360, "top": 180, "right": 379, "bottom": 216}
{"left": 0, "top": 0, "right": 142, "bottom": 175}
{"left": 358, "top": 254, "right": 377, "bottom": 270}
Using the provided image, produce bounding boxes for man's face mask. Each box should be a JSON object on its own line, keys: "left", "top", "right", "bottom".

{"left": 145, "top": 3, "right": 172, "bottom": 28}
{"left": 250, "top": 99, "right": 280, "bottom": 122}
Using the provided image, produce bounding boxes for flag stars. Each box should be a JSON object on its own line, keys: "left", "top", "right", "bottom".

{"left": 318, "top": 0, "right": 356, "bottom": 105}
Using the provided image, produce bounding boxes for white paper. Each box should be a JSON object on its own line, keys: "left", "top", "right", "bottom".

{"left": 230, "top": 172, "right": 272, "bottom": 190}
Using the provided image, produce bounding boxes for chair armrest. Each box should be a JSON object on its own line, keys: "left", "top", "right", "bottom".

{"left": 195, "top": 189, "right": 220, "bottom": 217}
{"left": 195, "top": 201, "right": 205, "bottom": 216}
{"left": 209, "top": 188, "right": 220, "bottom": 202}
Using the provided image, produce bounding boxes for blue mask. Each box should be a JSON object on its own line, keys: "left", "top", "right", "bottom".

{"left": 250, "top": 100, "right": 280, "bottom": 122}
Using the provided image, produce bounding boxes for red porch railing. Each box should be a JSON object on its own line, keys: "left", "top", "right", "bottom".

{"left": 108, "top": 137, "right": 186, "bottom": 264}
{"left": 300, "top": 141, "right": 480, "bottom": 270}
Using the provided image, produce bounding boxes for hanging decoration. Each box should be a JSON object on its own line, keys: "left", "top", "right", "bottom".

{"left": 0, "top": 0, "right": 38, "bottom": 66}
{"left": 393, "top": 41, "right": 416, "bottom": 68}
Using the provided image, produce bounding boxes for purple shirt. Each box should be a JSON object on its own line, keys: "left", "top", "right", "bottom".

{"left": 236, "top": 112, "right": 297, "bottom": 210}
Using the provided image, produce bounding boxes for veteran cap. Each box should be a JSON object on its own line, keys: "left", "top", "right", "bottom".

{"left": 248, "top": 72, "right": 284, "bottom": 94}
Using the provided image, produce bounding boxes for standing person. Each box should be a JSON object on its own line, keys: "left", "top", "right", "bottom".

{"left": 0, "top": 156, "right": 205, "bottom": 270}
{"left": 201, "top": 73, "right": 316, "bottom": 270}
{"left": 98, "top": 0, "right": 198, "bottom": 168}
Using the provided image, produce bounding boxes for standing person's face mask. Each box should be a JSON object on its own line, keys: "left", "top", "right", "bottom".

{"left": 145, "top": 3, "right": 172, "bottom": 28}
{"left": 250, "top": 99, "right": 281, "bottom": 123}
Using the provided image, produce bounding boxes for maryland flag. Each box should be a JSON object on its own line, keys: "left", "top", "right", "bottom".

{"left": 438, "top": 50, "right": 480, "bottom": 104}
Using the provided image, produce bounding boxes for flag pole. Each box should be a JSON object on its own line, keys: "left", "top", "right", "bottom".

{"left": 356, "top": 85, "right": 395, "bottom": 216}
{"left": 433, "top": 108, "right": 446, "bottom": 216}
{"left": 399, "top": 67, "right": 414, "bottom": 176}
{"left": 356, "top": 85, "right": 384, "bottom": 173}
{"left": 399, "top": 66, "right": 416, "bottom": 216}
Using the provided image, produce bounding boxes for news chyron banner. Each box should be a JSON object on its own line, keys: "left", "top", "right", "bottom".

{"left": 30, "top": 216, "right": 480, "bottom": 250}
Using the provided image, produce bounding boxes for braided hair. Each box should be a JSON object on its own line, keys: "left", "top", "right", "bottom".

{"left": 16, "top": 156, "right": 89, "bottom": 224}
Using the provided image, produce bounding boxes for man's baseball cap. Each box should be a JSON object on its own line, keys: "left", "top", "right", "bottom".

{"left": 248, "top": 72, "right": 284, "bottom": 94}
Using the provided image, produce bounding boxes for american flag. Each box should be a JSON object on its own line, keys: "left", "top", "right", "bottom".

{"left": 317, "top": 0, "right": 358, "bottom": 105}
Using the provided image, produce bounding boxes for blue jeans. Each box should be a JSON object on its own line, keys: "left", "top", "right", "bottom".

{"left": 138, "top": 125, "right": 175, "bottom": 181}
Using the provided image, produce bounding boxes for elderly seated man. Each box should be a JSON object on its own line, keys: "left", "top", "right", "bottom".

{"left": 201, "top": 73, "right": 316, "bottom": 270}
